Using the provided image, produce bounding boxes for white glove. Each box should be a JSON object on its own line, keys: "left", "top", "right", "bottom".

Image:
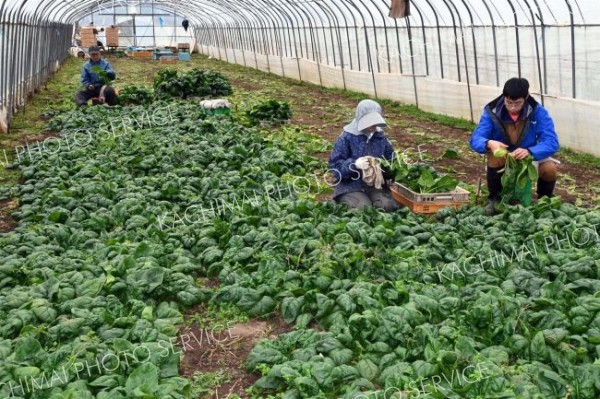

{"left": 355, "top": 157, "right": 385, "bottom": 189}
{"left": 355, "top": 156, "right": 373, "bottom": 170}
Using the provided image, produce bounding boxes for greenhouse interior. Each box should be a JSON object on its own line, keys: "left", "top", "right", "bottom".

{"left": 0, "top": 0, "right": 599, "bottom": 398}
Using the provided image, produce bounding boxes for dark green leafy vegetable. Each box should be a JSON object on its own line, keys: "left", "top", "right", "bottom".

{"left": 117, "top": 85, "right": 154, "bottom": 106}
{"left": 382, "top": 156, "right": 459, "bottom": 193}
{"left": 497, "top": 150, "right": 538, "bottom": 206}
{"left": 90, "top": 66, "right": 112, "bottom": 86}
{"left": 153, "top": 68, "right": 232, "bottom": 100}
{"left": 1, "top": 84, "right": 598, "bottom": 399}
{"left": 246, "top": 99, "right": 292, "bottom": 126}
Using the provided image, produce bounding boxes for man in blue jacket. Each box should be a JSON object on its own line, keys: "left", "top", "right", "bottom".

{"left": 74, "top": 46, "right": 117, "bottom": 107}
{"left": 328, "top": 99, "right": 398, "bottom": 211}
{"left": 470, "top": 77, "right": 559, "bottom": 215}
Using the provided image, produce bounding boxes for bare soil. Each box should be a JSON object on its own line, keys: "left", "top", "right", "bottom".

{"left": 178, "top": 320, "right": 263, "bottom": 398}
{"left": 179, "top": 307, "right": 293, "bottom": 399}
{"left": 0, "top": 199, "right": 17, "bottom": 233}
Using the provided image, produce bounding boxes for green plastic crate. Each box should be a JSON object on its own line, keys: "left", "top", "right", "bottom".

{"left": 206, "top": 107, "right": 231, "bottom": 116}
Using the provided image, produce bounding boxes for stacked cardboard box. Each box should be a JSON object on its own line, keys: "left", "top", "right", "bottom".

{"left": 130, "top": 51, "right": 153, "bottom": 58}
{"left": 105, "top": 27, "right": 119, "bottom": 47}
{"left": 80, "top": 27, "right": 97, "bottom": 48}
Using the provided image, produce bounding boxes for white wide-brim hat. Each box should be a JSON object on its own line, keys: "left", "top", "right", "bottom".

{"left": 357, "top": 111, "right": 387, "bottom": 132}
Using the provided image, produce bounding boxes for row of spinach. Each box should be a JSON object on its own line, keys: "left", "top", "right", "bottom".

{"left": 0, "top": 99, "right": 599, "bottom": 399}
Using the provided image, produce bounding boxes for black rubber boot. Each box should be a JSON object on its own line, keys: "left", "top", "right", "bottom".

{"left": 487, "top": 166, "right": 504, "bottom": 199}
{"left": 537, "top": 178, "right": 556, "bottom": 199}
{"left": 486, "top": 166, "right": 504, "bottom": 215}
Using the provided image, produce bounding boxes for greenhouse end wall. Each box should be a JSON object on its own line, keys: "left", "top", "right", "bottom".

{"left": 197, "top": 43, "right": 600, "bottom": 158}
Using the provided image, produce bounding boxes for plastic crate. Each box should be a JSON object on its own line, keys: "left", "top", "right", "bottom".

{"left": 159, "top": 56, "right": 179, "bottom": 63}
{"left": 390, "top": 182, "right": 470, "bottom": 214}
{"left": 199, "top": 99, "right": 231, "bottom": 115}
{"left": 153, "top": 50, "right": 174, "bottom": 60}
{"left": 258, "top": 119, "right": 291, "bottom": 127}
{"left": 205, "top": 107, "right": 231, "bottom": 116}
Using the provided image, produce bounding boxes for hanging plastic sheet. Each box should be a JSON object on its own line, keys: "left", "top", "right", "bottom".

{"left": 389, "top": 0, "right": 410, "bottom": 18}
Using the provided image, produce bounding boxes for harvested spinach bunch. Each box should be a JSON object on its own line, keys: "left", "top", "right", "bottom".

{"left": 494, "top": 148, "right": 538, "bottom": 206}
{"left": 382, "top": 155, "right": 459, "bottom": 193}
{"left": 247, "top": 99, "right": 292, "bottom": 126}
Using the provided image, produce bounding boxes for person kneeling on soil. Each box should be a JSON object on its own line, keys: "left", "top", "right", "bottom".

{"left": 75, "top": 46, "right": 117, "bottom": 107}
{"left": 328, "top": 99, "right": 398, "bottom": 211}
{"left": 469, "top": 77, "right": 560, "bottom": 215}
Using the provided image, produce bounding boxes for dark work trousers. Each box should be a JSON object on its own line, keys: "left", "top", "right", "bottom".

{"left": 75, "top": 85, "right": 117, "bottom": 107}
{"left": 336, "top": 188, "right": 399, "bottom": 212}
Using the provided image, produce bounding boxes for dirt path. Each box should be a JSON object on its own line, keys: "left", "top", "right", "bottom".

{"left": 179, "top": 304, "right": 293, "bottom": 398}
{"left": 0, "top": 199, "right": 17, "bottom": 233}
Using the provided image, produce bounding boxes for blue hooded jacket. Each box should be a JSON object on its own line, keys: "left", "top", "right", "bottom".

{"left": 81, "top": 58, "right": 116, "bottom": 89}
{"left": 470, "top": 95, "right": 559, "bottom": 160}
{"left": 328, "top": 100, "right": 395, "bottom": 200}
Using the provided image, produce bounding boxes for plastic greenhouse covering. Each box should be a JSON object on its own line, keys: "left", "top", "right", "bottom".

{"left": 2, "top": 3, "right": 600, "bottom": 399}
{"left": 1, "top": 0, "right": 599, "bottom": 155}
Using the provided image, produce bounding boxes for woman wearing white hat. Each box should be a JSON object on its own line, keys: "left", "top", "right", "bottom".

{"left": 328, "top": 99, "right": 398, "bottom": 211}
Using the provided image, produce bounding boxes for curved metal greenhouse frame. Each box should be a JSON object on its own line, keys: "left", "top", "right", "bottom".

{"left": 1, "top": 0, "right": 598, "bottom": 155}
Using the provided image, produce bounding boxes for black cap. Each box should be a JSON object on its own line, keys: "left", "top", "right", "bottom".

{"left": 88, "top": 45, "right": 101, "bottom": 54}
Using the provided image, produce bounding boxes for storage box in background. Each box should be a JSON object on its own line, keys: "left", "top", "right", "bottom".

{"left": 130, "top": 51, "right": 153, "bottom": 58}
{"left": 390, "top": 182, "right": 470, "bottom": 214}
{"left": 153, "top": 49, "right": 174, "bottom": 60}
{"left": 105, "top": 27, "right": 119, "bottom": 47}
{"left": 80, "top": 27, "right": 95, "bottom": 35}
{"left": 159, "top": 56, "right": 179, "bottom": 64}
{"left": 177, "top": 43, "right": 190, "bottom": 51}
{"left": 80, "top": 28, "right": 97, "bottom": 48}
{"left": 178, "top": 52, "right": 191, "bottom": 61}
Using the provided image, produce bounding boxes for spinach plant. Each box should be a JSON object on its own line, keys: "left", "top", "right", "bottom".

{"left": 90, "top": 65, "right": 112, "bottom": 86}
{"left": 494, "top": 148, "right": 538, "bottom": 205}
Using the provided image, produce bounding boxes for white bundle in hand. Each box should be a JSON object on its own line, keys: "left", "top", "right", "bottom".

{"left": 355, "top": 156, "right": 384, "bottom": 189}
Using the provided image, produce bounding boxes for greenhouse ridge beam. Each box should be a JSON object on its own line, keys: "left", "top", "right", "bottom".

{"left": 0, "top": 0, "right": 598, "bottom": 140}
